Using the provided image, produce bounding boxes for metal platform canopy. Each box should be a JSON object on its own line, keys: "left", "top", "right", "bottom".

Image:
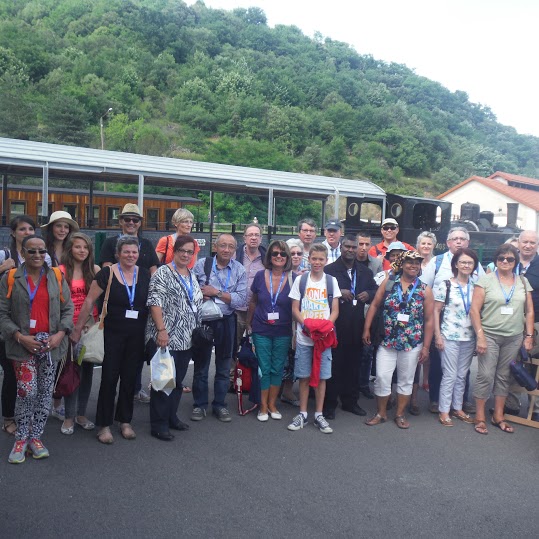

{"left": 0, "top": 137, "right": 386, "bottom": 233}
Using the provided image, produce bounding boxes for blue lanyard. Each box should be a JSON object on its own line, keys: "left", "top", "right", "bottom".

{"left": 456, "top": 280, "right": 471, "bottom": 315}
{"left": 172, "top": 261, "right": 194, "bottom": 303}
{"left": 212, "top": 257, "right": 231, "bottom": 292}
{"left": 24, "top": 267, "right": 45, "bottom": 309}
{"left": 118, "top": 265, "right": 137, "bottom": 309}
{"left": 495, "top": 270, "right": 515, "bottom": 305}
{"left": 269, "top": 271, "right": 286, "bottom": 312}
{"left": 397, "top": 278, "right": 419, "bottom": 308}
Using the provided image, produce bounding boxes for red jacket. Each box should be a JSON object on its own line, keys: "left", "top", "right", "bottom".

{"left": 303, "top": 319, "right": 338, "bottom": 387}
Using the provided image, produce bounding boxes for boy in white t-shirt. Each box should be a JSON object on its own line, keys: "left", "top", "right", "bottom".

{"left": 288, "top": 243, "right": 341, "bottom": 433}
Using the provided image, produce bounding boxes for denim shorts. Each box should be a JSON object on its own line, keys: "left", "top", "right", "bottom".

{"left": 294, "top": 343, "right": 332, "bottom": 380}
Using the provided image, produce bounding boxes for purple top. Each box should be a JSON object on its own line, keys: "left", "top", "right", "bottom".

{"left": 250, "top": 270, "right": 294, "bottom": 337}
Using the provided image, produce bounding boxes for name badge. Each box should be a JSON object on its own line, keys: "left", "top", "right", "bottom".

{"left": 215, "top": 298, "right": 225, "bottom": 305}
{"left": 397, "top": 313, "right": 410, "bottom": 323}
{"left": 500, "top": 306, "right": 513, "bottom": 315}
{"left": 268, "top": 312, "right": 279, "bottom": 321}
{"left": 30, "top": 319, "right": 37, "bottom": 329}
{"left": 125, "top": 310, "right": 139, "bottom": 319}
{"left": 352, "top": 299, "right": 358, "bottom": 306}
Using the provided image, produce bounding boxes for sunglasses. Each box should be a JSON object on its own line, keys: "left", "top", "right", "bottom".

{"left": 382, "top": 225, "right": 397, "bottom": 231}
{"left": 122, "top": 217, "right": 140, "bottom": 224}
{"left": 271, "top": 251, "right": 288, "bottom": 258}
{"left": 25, "top": 249, "right": 47, "bottom": 255}
{"left": 497, "top": 256, "right": 516, "bottom": 263}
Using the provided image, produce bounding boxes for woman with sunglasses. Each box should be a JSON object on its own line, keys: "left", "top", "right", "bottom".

{"left": 434, "top": 248, "right": 479, "bottom": 427}
{"left": 155, "top": 208, "right": 200, "bottom": 269}
{"left": 286, "top": 238, "right": 305, "bottom": 273}
{"left": 58, "top": 233, "right": 101, "bottom": 435}
{"left": 0, "top": 235, "right": 73, "bottom": 463}
{"left": 363, "top": 251, "right": 434, "bottom": 429}
{"left": 146, "top": 235, "right": 203, "bottom": 441}
{"left": 470, "top": 244, "right": 534, "bottom": 435}
{"left": 247, "top": 241, "right": 295, "bottom": 421}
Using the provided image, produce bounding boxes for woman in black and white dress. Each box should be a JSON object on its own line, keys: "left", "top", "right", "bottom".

{"left": 146, "top": 235, "right": 203, "bottom": 441}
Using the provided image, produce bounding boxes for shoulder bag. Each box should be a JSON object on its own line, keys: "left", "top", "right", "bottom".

{"left": 80, "top": 265, "right": 114, "bottom": 364}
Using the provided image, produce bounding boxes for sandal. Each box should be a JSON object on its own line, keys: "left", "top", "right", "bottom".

{"left": 394, "top": 415, "right": 410, "bottom": 429}
{"left": 97, "top": 427, "right": 114, "bottom": 444}
{"left": 182, "top": 386, "right": 192, "bottom": 393}
{"left": 365, "top": 413, "right": 387, "bottom": 426}
{"left": 491, "top": 418, "right": 514, "bottom": 434}
{"left": 2, "top": 419, "right": 16, "bottom": 436}
{"left": 451, "top": 411, "right": 474, "bottom": 424}
{"left": 439, "top": 415, "right": 453, "bottom": 427}
{"left": 474, "top": 420, "right": 488, "bottom": 435}
{"left": 120, "top": 423, "right": 136, "bottom": 440}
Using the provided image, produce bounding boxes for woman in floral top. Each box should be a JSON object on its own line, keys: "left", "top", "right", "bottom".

{"left": 433, "top": 248, "right": 478, "bottom": 427}
{"left": 363, "top": 251, "right": 434, "bottom": 429}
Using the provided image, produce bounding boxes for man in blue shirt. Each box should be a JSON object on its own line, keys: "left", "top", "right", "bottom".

{"left": 192, "top": 234, "right": 247, "bottom": 422}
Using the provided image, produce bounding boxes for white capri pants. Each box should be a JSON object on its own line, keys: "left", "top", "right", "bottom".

{"left": 439, "top": 339, "right": 475, "bottom": 413}
{"left": 374, "top": 344, "right": 423, "bottom": 397}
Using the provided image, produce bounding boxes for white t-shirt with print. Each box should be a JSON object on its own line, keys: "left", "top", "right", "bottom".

{"left": 289, "top": 272, "right": 341, "bottom": 347}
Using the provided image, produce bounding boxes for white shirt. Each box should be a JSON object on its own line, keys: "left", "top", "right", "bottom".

{"left": 420, "top": 251, "right": 485, "bottom": 289}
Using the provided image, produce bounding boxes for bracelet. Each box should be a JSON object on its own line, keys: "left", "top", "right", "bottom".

{"left": 157, "top": 328, "right": 167, "bottom": 332}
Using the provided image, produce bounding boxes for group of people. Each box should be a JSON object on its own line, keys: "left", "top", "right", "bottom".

{"left": 1, "top": 207, "right": 538, "bottom": 464}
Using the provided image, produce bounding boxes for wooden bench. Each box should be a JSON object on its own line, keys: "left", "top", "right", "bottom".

{"left": 505, "top": 358, "right": 539, "bottom": 428}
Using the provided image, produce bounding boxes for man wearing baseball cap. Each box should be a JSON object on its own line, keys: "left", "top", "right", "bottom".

{"left": 322, "top": 219, "right": 343, "bottom": 265}
{"left": 368, "top": 218, "right": 414, "bottom": 271}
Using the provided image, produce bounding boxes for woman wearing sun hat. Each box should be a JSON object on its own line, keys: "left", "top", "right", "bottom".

{"left": 41, "top": 211, "right": 80, "bottom": 268}
{"left": 363, "top": 250, "right": 434, "bottom": 429}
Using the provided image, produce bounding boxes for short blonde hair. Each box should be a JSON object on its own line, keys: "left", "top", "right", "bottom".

{"left": 171, "top": 208, "right": 194, "bottom": 226}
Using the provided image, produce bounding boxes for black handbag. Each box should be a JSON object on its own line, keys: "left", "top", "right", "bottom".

{"left": 192, "top": 324, "right": 214, "bottom": 349}
{"left": 510, "top": 346, "right": 538, "bottom": 392}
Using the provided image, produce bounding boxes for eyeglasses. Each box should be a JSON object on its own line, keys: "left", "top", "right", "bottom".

{"left": 245, "top": 233, "right": 261, "bottom": 238}
{"left": 448, "top": 237, "right": 467, "bottom": 242}
{"left": 290, "top": 251, "right": 303, "bottom": 256}
{"left": 122, "top": 217, "right": 140, "bottom": 224}
{"left": 497, "top": 256, "right": 516, "bottom": 263}
{"left": 300, "top": 228, "right": 316, "bottom": 234}
{"left": 382, "top": 225, "right": 397, "bottom": 231}
{"left": 457, "top": 261, "right": 474, "bottom": 266}
{"left": 177, "top": 249, "right": 194, "bottom": 256}
{"left": 25, "top": 249, "right": 47, "bottom": 255}
{"left": 271, "top": 251, "right": 288, "bottom": 258}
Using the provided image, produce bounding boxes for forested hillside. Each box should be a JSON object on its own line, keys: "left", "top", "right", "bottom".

{"left": 1, "top": 0, "right": 538, "bottom": 222}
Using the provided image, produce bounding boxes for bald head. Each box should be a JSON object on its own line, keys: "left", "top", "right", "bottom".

{"left": 518, "top": 230, "right": 538, "bottom": 263}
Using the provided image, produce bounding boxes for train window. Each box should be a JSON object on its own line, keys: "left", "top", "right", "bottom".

{"left": 107, "top": 207, "right": 120, "bottom": 227}
{"left": 10, "top": 201, "right": 26, "bottom": 218}
{"left": 412, "top": 203, "right": 442, "bottom": 231}
{"left": 390, "top": 203, "right": 403, "bottom": 218}
{"left": 348, "top": 202, "right": 359, "bottom": 217}
{"left": 359, "top": 203, "right": 382, "bottom": 224}
{"left": 165, "top": 209, "right": 176, "bottom": 229}
{"left": 146, "top": 208, "right": 159, "bottom": 229}
{"left": 85, "top": 205, "right": 100, "bottom": 227}
{"left": 63, "top": 204, "right": 78, "bottom": 219}
{"left": 37, "top": 203, "right": 54, "bottom": 217}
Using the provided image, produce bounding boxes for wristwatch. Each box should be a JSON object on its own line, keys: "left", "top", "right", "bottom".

{"left": 217, "top": 290, "right": 223, "bottom": 299}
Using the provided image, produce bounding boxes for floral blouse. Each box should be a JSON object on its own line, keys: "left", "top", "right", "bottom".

{"left": 434, "top": 280, "right": 475, "bottom": 341}
{"left": 382, "top": 275, "right": 427, "bottom": 351}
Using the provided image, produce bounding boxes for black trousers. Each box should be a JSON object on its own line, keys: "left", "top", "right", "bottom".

{"left": 0, "top": 341, "right": 16, "bottom": 418}
{"left": 150, "top": 349, "right": 191, "bottom": 433}
{"left": 325, "top": 342, "right": 363, "bottom": 411}
{"left": 96, "top": 328, "right": 144, "bottom": 427}
{"left": 428, "top": 343, "right": 443, "bottom": 403}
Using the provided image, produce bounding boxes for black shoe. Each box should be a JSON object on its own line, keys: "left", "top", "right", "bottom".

{"left": 323, "top": 408, "right": 336, "bottom": 420}
{"left": 170, "top": 420, "right": 190, "bottom": 431}
{"left": 151, "top": 431, "right": 174, "bottom": 441}
{"left": 532, "top": 412, "right": 539, "bottom": 422}
{"left": 341, "top": 403, "right": 367, "bottom": 416}
{"left": 359, "top": 386, "right": 375, "bottom": 399}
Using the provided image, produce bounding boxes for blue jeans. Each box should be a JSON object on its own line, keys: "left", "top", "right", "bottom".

{"left": 192, "top": 315, "right": 235, "bottom": 411}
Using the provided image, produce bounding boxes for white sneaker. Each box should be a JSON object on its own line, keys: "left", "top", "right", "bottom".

{"left": 314, "top": 414, "right": 333, "bottom": 434}
{"left": 287, "top": 413, "right": 307, "bottom": 431}
{"left": 50, "top": 406, "right": 65, "bottom": 421}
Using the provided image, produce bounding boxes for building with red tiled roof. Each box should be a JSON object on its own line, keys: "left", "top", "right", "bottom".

{"left": 437, "top": 172, "right": 539, "bottom": 232}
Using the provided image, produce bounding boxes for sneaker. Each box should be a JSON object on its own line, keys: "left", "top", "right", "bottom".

{"left": 134, "top": 389, "right": 151, "bottom": 404}
{"left": 8, "top": 440, "right": 28, "bottom": 464}
{"left": 287, "top": 413, "right": 308, "bottom": 431}
{"left": 27, "top": 438, "right": 49, "bottom": 459}
{"left": 50, "top": 406, "right": 65, "bottom": 421}
{"left": 190, "top": 407, "right": 207, "bottom": 421}
{"left": 213, "top": 407, "right": 232, "bottom": 422}
{"left": 314, "top": 414, "right": 333, "bottom": 434}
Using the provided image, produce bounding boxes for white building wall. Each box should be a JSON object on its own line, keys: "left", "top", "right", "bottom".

{"left": 440, "top": 181, "right": 539, "bottom": 232}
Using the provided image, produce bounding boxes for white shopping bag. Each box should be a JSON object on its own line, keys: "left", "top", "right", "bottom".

{"left": 150, "top": 347, "right": 176, "bottom": 396}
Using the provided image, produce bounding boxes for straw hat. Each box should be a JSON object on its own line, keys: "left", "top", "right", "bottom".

{"left": 40, "top": 210, "right": 79, "bottom": 231}
{"left": 119, "top": 203, "right": 142, "bottom": 218}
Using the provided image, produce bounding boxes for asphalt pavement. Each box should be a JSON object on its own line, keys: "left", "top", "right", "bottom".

{"left": 0, "top": 362, "right": 537, "bottom": 538}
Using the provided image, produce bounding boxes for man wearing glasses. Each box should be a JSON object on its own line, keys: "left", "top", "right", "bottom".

{"left": 297, "top": 218, "right": 318, "bottom": 269}
{"left": 234, "top": 223, "right": 266, "bottom": 347}
{"left": 421, "top": 227, "right": 485, "bottom": 414}
{"left": 369, "top": 218, "right": 414, "bottom": 270}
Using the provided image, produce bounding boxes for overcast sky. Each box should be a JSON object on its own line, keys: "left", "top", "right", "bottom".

{"left": 192, "top": 0, "right": 539, "bottom": 137}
